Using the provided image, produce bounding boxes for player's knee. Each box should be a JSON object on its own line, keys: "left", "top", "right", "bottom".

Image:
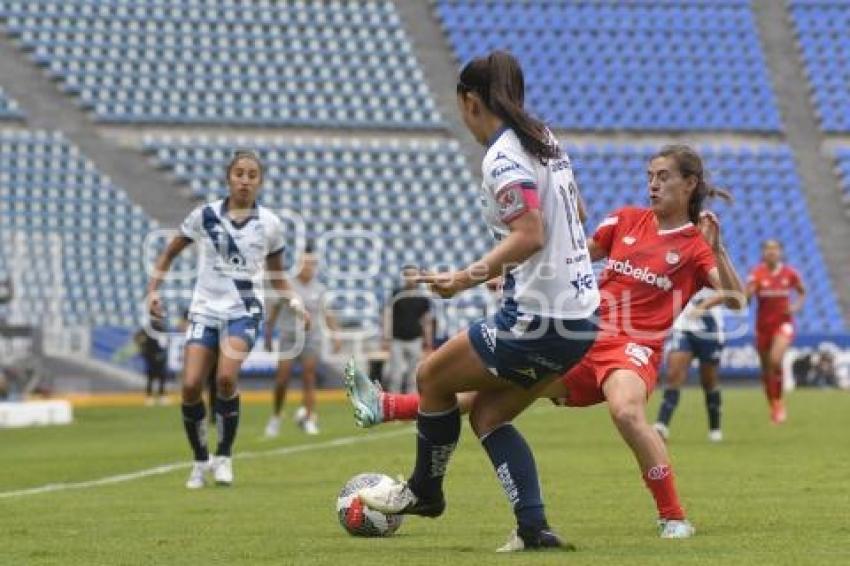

{"left": 609, "top": 399, "right": 643, "bottom": 429}
{"left": 415, "top": 358, "right": 440, "bottom": 396}
{"left": 181, "top": 382, "right": 203, "bottom": 403}
{"left": 216, "top": 375, "right": 237, "bottom": 397}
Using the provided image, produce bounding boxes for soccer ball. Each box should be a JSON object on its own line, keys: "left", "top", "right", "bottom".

{"left": 336, "top": 473, "right": 403, "bottom": 537}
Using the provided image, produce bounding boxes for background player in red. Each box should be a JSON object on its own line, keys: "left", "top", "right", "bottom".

{"left": 347, "top": 145, "right": 745, "bottom": 539}
{"left": 746, "top": 240, "right": 806, "bottom": 423}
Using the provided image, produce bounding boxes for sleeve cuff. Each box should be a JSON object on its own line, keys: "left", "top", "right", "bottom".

{"left": 266, "top": 246, "right": 285, "bottom": 258}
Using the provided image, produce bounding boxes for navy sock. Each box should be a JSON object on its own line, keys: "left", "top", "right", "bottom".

{"left": 481, "top": 424, "right": 549, "bottom": 534}
{"left": 705, "top": 388, "right": 722, "bottom": 431}
{"left": 215, "top": 394, "right": 240, "bottom": 457}
{"left": 656, "top": 389, "right": 681, "bottom": 427}
{"left": 181, "top": 402, "right": 209, "bottom": 462}
{"left": 408, "top": 406, "right": 460, "bottom": 500}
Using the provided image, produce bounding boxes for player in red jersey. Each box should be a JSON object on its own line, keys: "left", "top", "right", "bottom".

{"left": 346, "top": 145, "right": 745, "bottom": 539}
{"left": 746, "top": 240, "right": 806, "bottom": 424}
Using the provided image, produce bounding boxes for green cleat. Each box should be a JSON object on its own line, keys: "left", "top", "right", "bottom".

{"left": 343, "top": 358, "right": 384, "bottom": 428}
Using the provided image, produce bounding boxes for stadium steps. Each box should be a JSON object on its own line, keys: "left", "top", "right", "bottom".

{"left": 392, "top": 0, "right": 483, "bottom": 170}
{"left": 42, "top": 353, "right": 145, "bottom": 392}
{"left": 0, "top": 30, "right": 191, "bottom": 227}
{"left": 752, "top": 0, "right": 850, "bottom": 321}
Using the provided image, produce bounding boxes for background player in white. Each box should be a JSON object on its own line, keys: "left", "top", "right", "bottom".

{"left": 264, "top": 245, "right": 341, "bottom": 437}
{"left": 352, "top": 51, "right": 600, "bottom": 552}
{"left": 147, "top": 150, "right": 307, "bottom": 489}
{"left": 655, "top": 288, "right": 728, "bottom": 442}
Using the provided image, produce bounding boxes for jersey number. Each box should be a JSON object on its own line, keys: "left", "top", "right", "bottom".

{"left": 558, "top": 183, "right": 585, "bottom": 249}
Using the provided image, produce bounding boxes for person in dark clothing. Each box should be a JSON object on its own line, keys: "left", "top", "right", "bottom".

{"left": 383, "top": 266, "right": 432, "bottom": 393}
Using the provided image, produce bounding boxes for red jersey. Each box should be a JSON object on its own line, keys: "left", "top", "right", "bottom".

{"left": 592, "top": 207, "right": 717, "bottom": 349}
{"left": 748, "top": 263, "right": 801, "bottom": 332}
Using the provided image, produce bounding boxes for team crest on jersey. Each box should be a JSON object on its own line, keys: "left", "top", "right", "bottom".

{"left": 625, "top": 343, "right": 652, "bottom": 367}
{"left": 622, "top": 236, "right": 636, "bottom": 245}
{"left": 665, "top": 250, "right": 680, "bottom": 265}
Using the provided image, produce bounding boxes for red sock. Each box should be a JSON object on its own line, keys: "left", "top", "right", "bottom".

{"left": 762, "top": 372, "right": 782, "bottom": 402}
{"left": 772, "top": 370, "right": 783, "bottom": 400}
{"left": 381, "top": 393, "right": 420, "bottom": 422}
{"left": 643, "top": 465, "right": 685, "bottom": 520}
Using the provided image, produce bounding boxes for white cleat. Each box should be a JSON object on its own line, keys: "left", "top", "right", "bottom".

{"left": 658, "top": 519, "right": 696, "bottom": 539}
{"left": 343, "top": 358, "right": 384, "bottom": 428}
{"left": 708, "top": 429, "right": 723, "bottom": 443}
{"left": 212, "top": 455, "right": 233, "bottom": 486}
{"left": 653, "top": 422, "right": 670, "bottom": 442}
{"left": 302, "top": 416, "right": 320, "bottom": 435}
{"left": 186, "top": 459, "right": 211, "bottom": 489}
{"left": 358, "top": 477, "right": 416, "bottom": 514}
{"left": 293, "top": 406, "right": 308, "bottom": 425}
{"left": 496, "top": 528, "right": 574, "bottom": 553}
{"left": 264, "top": 416, "right": 281, "bottom": 438}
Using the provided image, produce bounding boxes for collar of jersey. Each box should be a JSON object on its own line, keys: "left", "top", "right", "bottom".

{"left": 766, "top": 262, "right": 784, "bottom": 275}
{"left": 655, "top": 219, "right": 694, "bottom": 236}
{"left": 486, "top": 125, "right": 510, "bottom": 149}
{"left": 221, "top": 197, "right": 259, "bottom": 229}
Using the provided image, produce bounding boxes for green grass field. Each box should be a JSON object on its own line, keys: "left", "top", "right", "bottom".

{"left": 2, "top": 388, "right": 849, "bottom": 565}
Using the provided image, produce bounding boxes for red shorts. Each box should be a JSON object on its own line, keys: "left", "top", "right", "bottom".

{"left": 756, "top": 321, "right": 795, "bottom": 353}
{"left": 558, "top": 336, "right": 662, "bottom": 407}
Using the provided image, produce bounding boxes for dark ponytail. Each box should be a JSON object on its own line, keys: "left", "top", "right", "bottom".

{"left": 457, "top": 50, "right": 559, "bottom": 162}
{"left": 653, "top": 145, "right": 733, "bottom": 224}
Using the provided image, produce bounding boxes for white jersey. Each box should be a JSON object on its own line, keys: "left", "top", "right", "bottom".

{"left": 481, "top": 128, "right": 599, "bottom": 319}
{"left": 180, "top": 198, "right": 285, "bottom": 320}
{"left": 673, "top": 287, "right": 724, "bottom": 339}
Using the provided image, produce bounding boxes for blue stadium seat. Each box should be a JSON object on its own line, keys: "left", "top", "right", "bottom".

{"left": 788, "top": 1, "right": 850, "bottom": 132}
{"left": 0, "top": 0, "right": 442, "bottom": 128}
{"left": 0, "top": 130, "right": 160, "bottom": 327}
{"left": 434, "top": 0, "right": 781, "bottom": 132}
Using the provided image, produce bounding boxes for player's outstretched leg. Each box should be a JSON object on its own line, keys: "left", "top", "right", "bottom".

{"left": 604, "top": 370, "right": 695, "bottom": 539}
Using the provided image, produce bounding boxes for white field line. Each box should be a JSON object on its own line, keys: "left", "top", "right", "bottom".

{"left": 0, "top": 426, "right": 413, "bottom": 500}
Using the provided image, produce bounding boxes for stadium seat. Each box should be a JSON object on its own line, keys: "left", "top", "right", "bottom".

{"left": 0, "top": 0, "right": 442, "bottom": 128}
{"left": 788, "top": 1, "right": 850, "bottom": 132}
{"left": 0, "top": 130, "right": 161, "bottom": 327}
{"left": 433, "top": 0, "right": 781, "bottom": 132}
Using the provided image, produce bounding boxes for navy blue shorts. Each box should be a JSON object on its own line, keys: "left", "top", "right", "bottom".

{"left": 186, "top": 316, "right": 260, "bottom": 351}
{"left": 668, "top": 329, "right": 723, "bottom": 365}
{"left": 468, "top": 309, "right": 598, "bottom": 389}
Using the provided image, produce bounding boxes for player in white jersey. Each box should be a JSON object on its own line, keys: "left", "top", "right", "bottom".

{"left": 352, "top": 51, "right": 599, "bottom": 552}
{"left": 263, "top": 246, "right": 341, "bottom": 437}
{"left": 147, "top": 151, "right": 308, "bottom": 489}
{"left": 654, "top": 288, "right": 727, "bottom": 442}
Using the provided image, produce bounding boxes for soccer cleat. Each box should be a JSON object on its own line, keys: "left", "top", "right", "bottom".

{"left": 357, "top": 477, "right": 445, "bottom": 517}
{"left": 653, "top": 422, "right": 670, "bottom": 441}
{"left": 212, "top": 455, "right": 233, "bottom": 486}
{"left": 343, "top": 358, "right": 383, "bottom": 428}
{"left": 293, "top": 406, "right": 308, "bottom": 425}
{"left": 708, "top": 429, "right": 723, "bottom": 443}
{"left": 301, "top": 416, "right": 320, "bottom": 435}
{"left": 264, "top": 415, "right": 281, "bottom": 438}
{"left": 186, "top": 459, "right": 211, "bottom": 489}
{"left": 496, "top": 528, "right": 576, "bottom": 553}
{"left": 658, "top": 519, "right": 696, "bottom": 539}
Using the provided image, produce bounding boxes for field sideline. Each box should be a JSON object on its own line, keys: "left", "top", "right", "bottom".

{"left": 2, "top": 388, "right": 848, "bottom": 565}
